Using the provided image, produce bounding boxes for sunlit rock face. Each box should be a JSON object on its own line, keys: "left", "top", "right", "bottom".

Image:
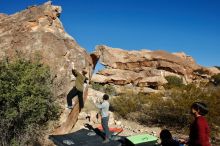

{"left": 0, "top": 1, "right": 94, "bottom": 134}
{"left": 91, "top": 45, "right": 220, "bottom": 93}
{"left": 0, "top": 1, "right": 93, "bottom": 97}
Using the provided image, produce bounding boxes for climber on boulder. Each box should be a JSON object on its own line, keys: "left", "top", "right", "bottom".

{"left": 67, "top": 62, "right": 88, "bottom": 110}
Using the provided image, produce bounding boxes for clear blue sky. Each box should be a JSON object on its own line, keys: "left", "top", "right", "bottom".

{"left": 1, "top": 0, "right": 220, "bottom": 67}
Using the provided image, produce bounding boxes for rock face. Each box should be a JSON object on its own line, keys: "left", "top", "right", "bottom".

{"left": 0, "top": 2, "right": 93, "bottom": 134}
{"left": 91, "top": 45, "right": 220, "bottom": 93}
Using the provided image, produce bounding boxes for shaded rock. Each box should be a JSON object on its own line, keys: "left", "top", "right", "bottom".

{"left": 114, "top": 85, "right": 159, "bottom": 94}
{"left": 137, "top": 76, "right": 168, "bottom": 87}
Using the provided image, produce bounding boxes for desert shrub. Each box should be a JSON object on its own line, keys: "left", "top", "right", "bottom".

{"left": 0, "top": 59, "right": 59, "bottom": 145}
{"left": 110, "top": 92, "right": 162, "bottom": 119}
{"left": 153, "top": 84, "right": 220, "bottom": 130}
{"left": 111, "top": 93, "right": 140, "bottom": 117}
{"left": 104, "top": 84, "right": 116, "bottom": 95}
{"left": 111, "top": 84, "right": 220, "bottom": 142}
{"left": 211, "top": 73, "right": 220, "bottom": 86}
{"left": 91, "top": 82, "right": 103, "bottom": 91}
{"left": 165, "top": 76, "right": 184, "bottom": 89}
{"left": 150, "top": 85, "right": 207, "bottom": 127}
{"left": 91, "top": 82, "right": 116, "bottom": 95}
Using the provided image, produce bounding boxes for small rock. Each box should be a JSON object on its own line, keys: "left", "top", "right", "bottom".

{"left": 151, "top": 131, "right": 157, "bottom": 136}
{"left": 115, "top": 120, "right": 122, "bottom": 126}
{"left": 78, "top": 112, "right": 87, "bottom": 119}
{"left": 133, "top": 129, "right": 138, "bottom": 133}
{"left": 139, "top": 129, "right": 145, "bottom": 133}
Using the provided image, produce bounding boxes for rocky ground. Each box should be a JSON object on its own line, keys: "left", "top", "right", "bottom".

{"left": 70, "top": 95, "right": 185, "bottom": 144}
{"left": 50, "top": 87, "right": 218, "bottom": 146}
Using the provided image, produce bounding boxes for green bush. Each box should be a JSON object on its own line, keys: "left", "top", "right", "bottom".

{"left": 110, "top": 92, "right": 162, "bottom": 119}
{"left": 91, "top": 82, "right": 116, "bottom": 95}
{"left": 91, "top": 82, "right": 103, "bottom": 91}
{"left": 165, "top": 76, "right": 184, "bottom": 89}
{"left": 104, "top": 84, "right": 116, "bottom": 95}
{"left": 211, "top": 73, "right": 220, "bottom": 86}
{"left": 0, "top": 59, "right": 59, "bottom": 145}
{"left": 150, "top": 84, "right": 208, "bottom": 127}
{"left": 111, "top": 93, "right": 141, "bottom": 117}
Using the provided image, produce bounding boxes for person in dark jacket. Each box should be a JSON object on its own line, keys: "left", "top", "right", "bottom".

{"left": 188, "top": 102, "right": 211, "bottom": 146}
{"left": 160, "top": 129, "right": 179, "bottom": 146}
{"left": 66, "top": 69, "right": 87, "bottom": 109}
{"left": 180, "top": 102, "right": 211, "bottom": 146}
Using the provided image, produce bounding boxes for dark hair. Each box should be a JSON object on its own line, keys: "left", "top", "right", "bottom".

{"left": 82, "top": 70, "right": 87, "bottom": 75}
{"left": 103, "top": 94, "right": 109, "bottom": 100}
{"left": 191, "top": 102, "right": 208, "bottom": 116}
{"left": 72, "top": 69, "right": 76, "bottom": 76}
{"left": 160, "top": 129, "right": 172, "bottom": 141}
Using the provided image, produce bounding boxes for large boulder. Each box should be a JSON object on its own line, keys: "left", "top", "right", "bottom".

{"left": 113, "top": 85, "right": 159, "bottom": 94}
{"left": 0, "top": 1, "right": 94, "bottom": 97}
{"left": 92, "top": 68, "right": 169, "bottom": 86}
{"left": 0, "top": 1, "right": 93, "bottom": 135}
{"left": 93, "top": 45, "right": 200, "bottom": 75}
{"left": 91, "top": 45, "right": 219, "bottom": 92}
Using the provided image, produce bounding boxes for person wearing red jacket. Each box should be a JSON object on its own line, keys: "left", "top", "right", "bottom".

{"left": 181, "top": 102, "right": 211, "bottom": 146}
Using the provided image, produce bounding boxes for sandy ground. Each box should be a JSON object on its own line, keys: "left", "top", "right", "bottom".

{"left": 71, "top": 99, "right": 163, "bottom": 142}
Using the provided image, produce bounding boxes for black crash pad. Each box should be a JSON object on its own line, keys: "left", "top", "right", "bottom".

{"left": 49, "top": 129, "right": 122, "bottom": 146}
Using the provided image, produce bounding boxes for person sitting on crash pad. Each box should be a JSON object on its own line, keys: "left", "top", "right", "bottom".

{"left": 160, "top": 129, "right": 180, "bottom": 146}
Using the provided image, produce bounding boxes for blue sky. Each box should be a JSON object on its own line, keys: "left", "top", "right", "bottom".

{"left": 0, "top": 0, "right": 220, "bottom": 67}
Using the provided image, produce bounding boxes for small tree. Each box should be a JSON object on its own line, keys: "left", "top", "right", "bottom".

{"left": 0, "top": 59, "right": 59, "bottom": 145}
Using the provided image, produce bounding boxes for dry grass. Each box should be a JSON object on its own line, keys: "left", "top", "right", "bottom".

{"left": 111, "top": 84, "right": 220, "bottom": 144}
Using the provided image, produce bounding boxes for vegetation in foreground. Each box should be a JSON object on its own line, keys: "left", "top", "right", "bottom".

{"left": 0, "top": 59, "right": 59, "bottom": 146}
{"left": 110, "top": 76, "right": 220, "bottom": 145}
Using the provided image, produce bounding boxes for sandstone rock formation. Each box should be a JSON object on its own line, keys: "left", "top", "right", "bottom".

{"left": 87, "top": 88, "right": 105, "bottom": 103}
{"left": 1, "top": 1, "right": 219, "bottom": 141}
{"left": 0, "top": 1, "right": 93, "bottom": 135}
{"left": 91, "top": 45, "right": 220, "bottom": 93}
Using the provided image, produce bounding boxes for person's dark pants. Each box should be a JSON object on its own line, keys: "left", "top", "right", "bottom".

{"left": 101, "top": 116, "right": 110, "bottom": 140}
{"left": 67, "top": 87, "right": 84, "bottom": 109}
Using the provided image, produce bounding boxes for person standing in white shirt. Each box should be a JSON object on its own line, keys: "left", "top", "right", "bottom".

{"left": 95, "top": 94, "right": 110, "bottom": 143}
